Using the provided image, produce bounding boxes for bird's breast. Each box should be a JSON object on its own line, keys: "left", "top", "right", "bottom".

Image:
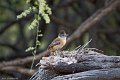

{"left": 53, "top": 39, "right": 66, "bottom": 50}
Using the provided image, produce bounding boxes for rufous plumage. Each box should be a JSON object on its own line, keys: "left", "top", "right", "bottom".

{"left": 47, "top": 30, "right": 67, "bottom": 54}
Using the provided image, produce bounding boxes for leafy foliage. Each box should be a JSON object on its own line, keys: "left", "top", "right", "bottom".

{"left": 17, "top": 7, "right": 36, "bottom": 19}
{"left": 17, "top": 0, "right": 52, "bottom": 30}
{"left": 17, "top": 0, "right": 52, "bottom": 69}
{"left": 17, "top": 0, "right": 52, "bottom": 51}
{"left": 25, "top": 47, "right": 35, "bottom": 52}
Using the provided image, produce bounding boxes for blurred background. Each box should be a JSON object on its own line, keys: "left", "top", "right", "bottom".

{"left": 0, "top": 0, "right": 120, "bottom": 79}
{"left": 0, "top": 0, "right": 120, "bottom": 61}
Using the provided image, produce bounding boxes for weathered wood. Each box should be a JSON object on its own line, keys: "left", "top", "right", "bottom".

{"left": 29, "top": 49, "right": 120, "bottom": 80}
{"left": 29, "top": 69, "right": 58, "bottom": 80}
{"left": 39, "top": 51, "right": 120, "bottom": 73}
{"left": 51, "top": 68, "right": 120, "bottom": 80}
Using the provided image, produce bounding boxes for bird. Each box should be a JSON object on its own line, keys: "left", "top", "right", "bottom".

{"left": 47, "top": 30, "right": 67, "bottom": 55}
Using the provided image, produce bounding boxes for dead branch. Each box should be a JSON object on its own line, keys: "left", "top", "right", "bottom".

{"left": 29, "top": 48, "right": 120, "bottom": 80}
{"left": 1, "top": 66, "right": 36, "bottom": 76}
{"left": 51, "top": 68, "right": 120, "bottom": 80}
{"left": 0, "top": 20, "right": 16, "bottom": 36}
{"left": 0, "top": 51, "right": 49, "bottom": 69}
{"left": 29, "top": 69, "right": 58, "bottom": 80}
{"left": 0, "top": 42, "right": 20, "bottom": 52}
{"left": 1, "top": 49, "right": 120, "bottom": 77}
{"left": 38, "top": 50, "right": 120, "bottom": 73}
{"left": 67, "top": 0, "right": 120, "bottom": 46}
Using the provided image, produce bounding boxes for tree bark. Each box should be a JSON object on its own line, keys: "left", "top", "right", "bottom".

{"left": 51, "top": 68, "right": 120, "bottom": 80}
{"left": 39, "top": 51, "right": 120, "bottom": 73}
{"left": 31, "top": 50, "right": 120, "bottom": 80}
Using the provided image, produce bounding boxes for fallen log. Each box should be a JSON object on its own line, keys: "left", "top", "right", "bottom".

{"left": 29, "top": 47, "right": 120, "bottom": 80}
{"left": 38, "top": 50, "right": 120, "bottom": 73}
{"left": 52, "top": 68, "right": 120, "bottom": 80}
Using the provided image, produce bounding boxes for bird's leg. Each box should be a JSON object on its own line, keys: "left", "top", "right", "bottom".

{"left": 52, "top": 50, "right": 64, "bottom": 56}
{"left": 50, "top": 52, "right": 54, "bottom": 56}
{"left": 52, "top": 51, "right": 55, "bottom": 56}
{"left": 55, "top": 50, "right": 60, "bottom": 56}
{"left": 53, "top": 50, "right": 61, "bottom": 56}
{"left": 54, "top": 50, "right": 57, "bottom": 56}
{"left": 52, "top": 50, "right": 58, "bottom": 56}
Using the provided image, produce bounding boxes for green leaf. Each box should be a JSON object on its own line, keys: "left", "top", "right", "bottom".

{"left": 38, "top": 34, "right": 43, "bottom": 37}
{"left": 36, "top": 40, "right": 41, "bottom": 46}
{"left": 25, "top": 47, "right": 35, "bottom": 52}
{"left": 17, "top": 7, "right": 32, "bottom": 19}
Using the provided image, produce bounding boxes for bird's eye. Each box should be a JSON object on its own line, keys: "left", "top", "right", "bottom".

{"left": 59, "top": 34, "right": 64, "bottom": 37}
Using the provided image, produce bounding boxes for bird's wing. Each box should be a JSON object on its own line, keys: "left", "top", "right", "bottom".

{"left": 48, "top": 38, "right": 61, "bottom": 49}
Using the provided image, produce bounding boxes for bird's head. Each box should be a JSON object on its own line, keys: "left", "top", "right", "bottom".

{"left": 58, "top": 30, "right": 68, "bottom": 39}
